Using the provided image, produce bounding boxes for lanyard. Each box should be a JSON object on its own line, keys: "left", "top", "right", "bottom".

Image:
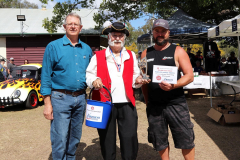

{"left": 109, "top": 48, "right": 122, "bottom": 72}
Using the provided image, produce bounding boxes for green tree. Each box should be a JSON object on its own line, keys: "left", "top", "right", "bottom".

{"left": 125, "top": 22, "right": 138, "bottom": 46}
{"left": 191, "top": 44, "right": 203, "bottom": 55}
{"left": 41, "top": 0, "right": 240, "bottom": 33}
{"left": 0, "top": 0, "right": 38, "bottom": 8}
{"left": 218, "top": 40, "right": 238, "bottom": 58}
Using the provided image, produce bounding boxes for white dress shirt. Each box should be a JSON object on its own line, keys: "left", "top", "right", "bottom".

{"left": 86, "top": 46, "right": 141, "bottom": 103}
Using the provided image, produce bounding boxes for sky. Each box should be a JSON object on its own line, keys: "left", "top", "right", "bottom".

{"left": 27, "top": 0, "right": 149, "bottom": 29}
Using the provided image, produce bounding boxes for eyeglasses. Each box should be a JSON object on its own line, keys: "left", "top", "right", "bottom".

{"left": 66, "top": 23, "right": 81, "bottom": 27}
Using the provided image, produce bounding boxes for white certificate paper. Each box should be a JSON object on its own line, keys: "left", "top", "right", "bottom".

{"left": 152, "top": 65, "right": 178, "bottom": 84}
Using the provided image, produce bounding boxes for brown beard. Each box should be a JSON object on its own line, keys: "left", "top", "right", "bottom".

{"left": 153, "top": 36, "right": 169, "bottom": 46}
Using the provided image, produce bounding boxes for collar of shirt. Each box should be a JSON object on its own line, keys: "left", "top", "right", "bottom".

{"left": 62, "top": 35, "right": 82, "bottom": 48}
{"left": 106, "top": 46, "right": 130, "bottom": 62}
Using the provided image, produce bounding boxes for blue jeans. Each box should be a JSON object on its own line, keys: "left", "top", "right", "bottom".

{"left": 50, "top": 91, "right": 86, "bottom": 160}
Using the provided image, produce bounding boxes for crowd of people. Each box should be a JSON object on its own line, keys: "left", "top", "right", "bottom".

{"left": 186, "top": 47, "right": 238, "bottom": 75}
{"left": 0, "top": 57, "right": 16, "bottom": 79}
{"left": 0, "top": 57, "right": 30, "bottom": 80}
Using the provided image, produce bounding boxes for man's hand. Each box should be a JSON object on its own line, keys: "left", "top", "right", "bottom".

{"left": 135, "top": 75, "right": 151, "bottom": 85}
{"left": 159, "top": 81, "right": 174, "bottom": 91}
{"left": 43, "top": 95, "right": 53, "bottom": 120}
{"left": 93, "top": 78, "right": 103, "bottom": 90}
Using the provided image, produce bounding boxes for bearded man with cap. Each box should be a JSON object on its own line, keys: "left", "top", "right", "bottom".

{"left": 141, "top": 19, "right": 195, "bottom": 160}
{"left": 86, "top": 22, "right": 147, "bottom": 160}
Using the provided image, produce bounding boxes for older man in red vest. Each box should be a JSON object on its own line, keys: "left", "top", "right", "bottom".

{"left": 86, "top": 22, "right": 147, "bottom": 160}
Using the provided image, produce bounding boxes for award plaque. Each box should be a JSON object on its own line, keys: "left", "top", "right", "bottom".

{"left": 138, "top": 57, "right": 149, "bottom": 80}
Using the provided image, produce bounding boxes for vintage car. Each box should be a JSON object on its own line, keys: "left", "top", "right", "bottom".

{"left": 0, "top": 64, "right": 43, "bottom": 109}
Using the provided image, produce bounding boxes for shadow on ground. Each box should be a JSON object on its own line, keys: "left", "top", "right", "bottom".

{"left": 48, "top": 138, "right": 159, "bottom": 160}
{"left": 0, "top": 101, "right": 44, "bottom": 112}
{"left": 187, "top": 95, "right": 240, "bottom": 160}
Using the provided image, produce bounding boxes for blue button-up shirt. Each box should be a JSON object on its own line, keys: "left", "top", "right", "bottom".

{"left": 40, "top": 35, "right": 92, "bottom": 96}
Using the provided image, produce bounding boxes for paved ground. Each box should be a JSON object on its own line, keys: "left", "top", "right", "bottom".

{"left": 0, "top": 94, "right": 240, "bottom": 160}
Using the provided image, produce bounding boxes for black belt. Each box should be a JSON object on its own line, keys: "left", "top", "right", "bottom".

{"left": 52, "top": 89, "right": 85, "bottom": 97}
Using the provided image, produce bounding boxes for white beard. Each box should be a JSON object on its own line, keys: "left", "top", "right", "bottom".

{"left": 108, "top": 39, "right": 125, "bottom": 48}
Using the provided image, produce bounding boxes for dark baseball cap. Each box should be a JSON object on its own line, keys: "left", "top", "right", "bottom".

{"left": 152, "top": 19, "right": 169, "bottom": 30}
{"left": 0, "top": 59, "right": 5, "bottom": 62}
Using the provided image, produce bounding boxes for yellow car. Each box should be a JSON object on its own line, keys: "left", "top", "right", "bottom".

{"left": 0, "top": 64, "right": 43, "bottom": 109}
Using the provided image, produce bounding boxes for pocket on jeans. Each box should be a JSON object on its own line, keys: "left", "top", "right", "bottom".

{"left": 51, "top": 91, "right": 65, "bottom": 100}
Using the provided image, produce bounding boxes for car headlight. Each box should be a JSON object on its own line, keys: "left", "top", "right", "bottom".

{"left": 13, "top": 90, "right": 21, "bottom": 98}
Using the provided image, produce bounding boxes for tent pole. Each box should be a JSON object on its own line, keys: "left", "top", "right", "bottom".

{"left": 210, "top": 72, "right": 212, "bottom": 108}
{"left": 150, "top": 30, "right": 152, "bottom": 46}
{"left": 238, "top": 36, "right": 240, "bottom": 80}
{"left": 203, "top": 41, "right": 205, "bottom": 69}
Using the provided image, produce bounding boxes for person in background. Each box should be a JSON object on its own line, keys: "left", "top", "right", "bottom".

{"left": 195, "top": 50, "right": 203, "bottom": 66}
{"left": 227, "top": 51, "right": 239, "bottom": 75}
{"left": 204, "top": 40, "right": 221, "bottom": 72}
{"left": 40, "top": 12, "right": 92, "bottom": 160}
{"left": 219, "top": 57, "right": 228, "bottom": 73}
{"left": 7, "top": 57, "right": 16, "bottom": 78}
{"left": 0, "top": 59, "right": 7, "bottom": 79}
{"left": 24, "top": 59, "right": 29, "bottom": 64}
{"left": 141, "top": 19, "right": 195, "bottom": 160}
{"left": 187, "top": 47, "right": 196, "bottom": 68}
{"left": 194, "top": 60, "right": 204, "bottom": 74}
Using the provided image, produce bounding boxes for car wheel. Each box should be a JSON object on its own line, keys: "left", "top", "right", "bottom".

{"left": 25, "top": 91, "right": 38, "bottom": 109}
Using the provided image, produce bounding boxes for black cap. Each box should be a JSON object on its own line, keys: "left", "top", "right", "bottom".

{"left": 102, "top": 22, "right": 130, "bottom": 37}
{"left": 152, "top": 19, "right": 169, "bottom": 30}
{"left": 0, "top": 59, "right": 5, "bottom": 62}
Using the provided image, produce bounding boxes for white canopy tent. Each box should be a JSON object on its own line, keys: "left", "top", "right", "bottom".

{"left": 208, "top": 14, "right": 240, "bottom": 57}
{"left": 208, "top": 14, "right": 240, "bottom": 38}
{"left": 208, "top": 14, "right": 240, "bottom": 108}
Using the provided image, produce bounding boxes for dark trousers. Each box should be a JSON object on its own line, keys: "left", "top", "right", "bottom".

{"left": 97, "top": 102, "right": 138, "bottom": 160}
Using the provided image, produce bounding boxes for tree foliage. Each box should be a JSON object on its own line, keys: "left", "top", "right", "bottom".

{"left": 125, "top": 22, "right": 137, "bottom": 46}
{"left": 0, "top": 0, "right": 38, "bottom": 8}
{"left": 42, "top": 0, "right": 76, "bottom": 33}
{"left": 218, "top": 40, "right": 238, "bottom": 58}
{"left": 42, "top": 0, "right": 240, "bottom": 33}
{"left": 40, "top": 0, "right": 240, "bottom": 50}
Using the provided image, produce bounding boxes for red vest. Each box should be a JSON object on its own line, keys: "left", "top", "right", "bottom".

{"left": 92, "top": 49, "right": 136, "bottom": 106}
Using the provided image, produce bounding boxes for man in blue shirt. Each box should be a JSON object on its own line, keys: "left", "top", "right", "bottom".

{"left": 0, "top": 59, "right": 7, "bottom": 79}
{"left": 40, "top": 12, "right": 92, "bottom": 160}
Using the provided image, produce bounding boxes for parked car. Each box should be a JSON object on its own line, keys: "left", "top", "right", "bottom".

{"left": 0, "top": 64, "right": 43, "bottom": 109}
